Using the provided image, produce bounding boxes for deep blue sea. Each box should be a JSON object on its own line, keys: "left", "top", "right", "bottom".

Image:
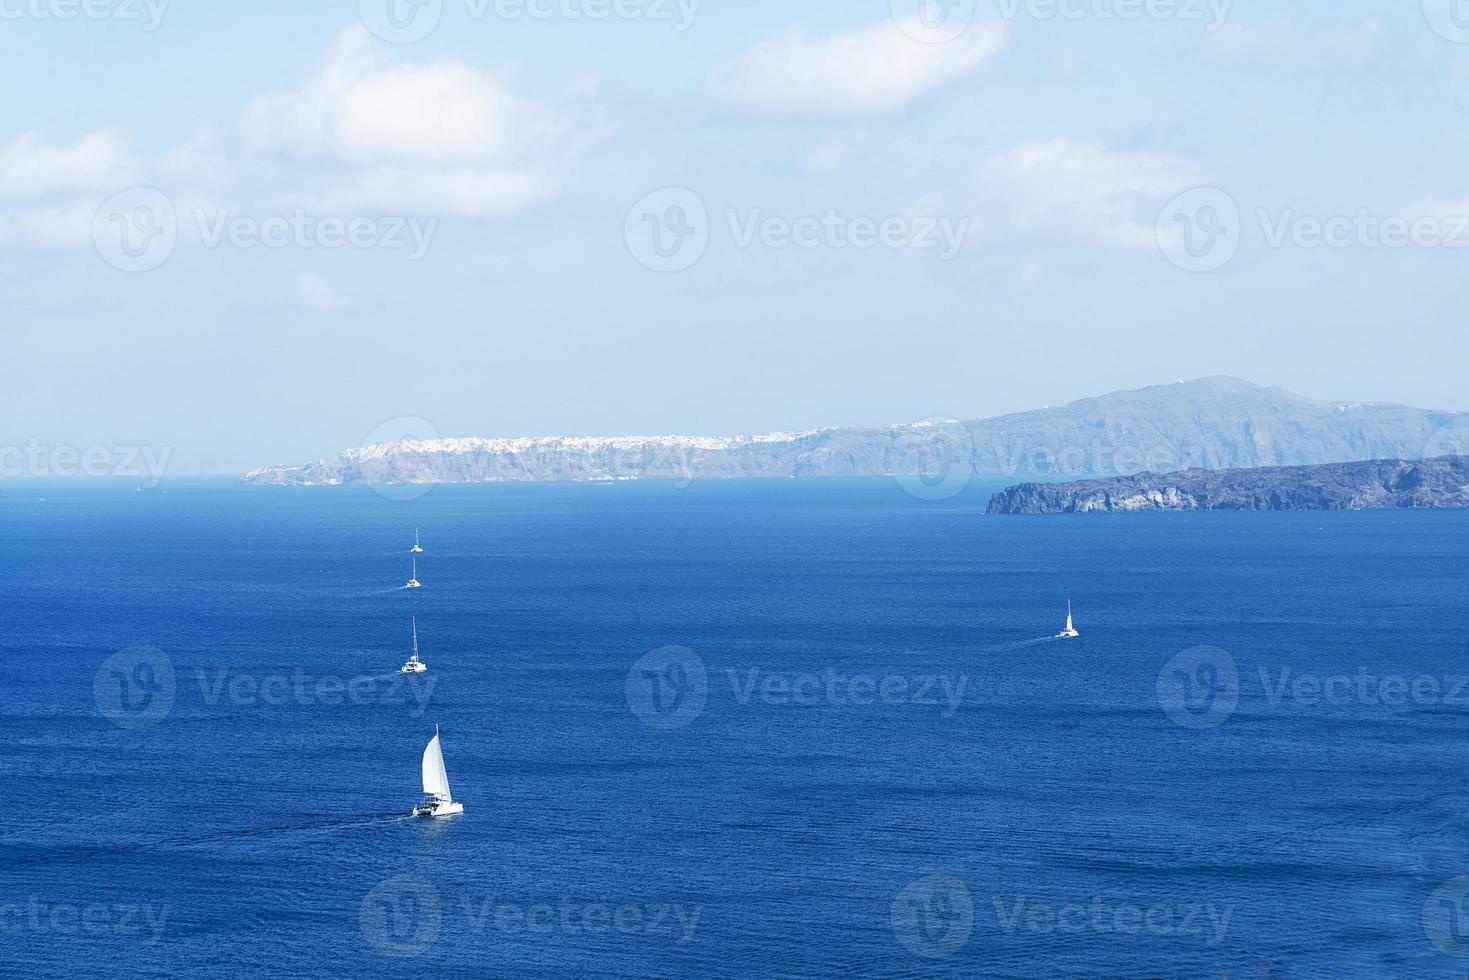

{"left": 4, "top": 477, "right": 1469, "bottom": 978}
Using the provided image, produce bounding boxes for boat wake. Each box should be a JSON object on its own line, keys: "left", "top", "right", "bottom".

{"left": 984, "top": 635, "right": 1067, "bottom": 653}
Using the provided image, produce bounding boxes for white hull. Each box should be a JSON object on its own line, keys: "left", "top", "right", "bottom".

{"left": 413, "top": 800, "right": 463, "bottom": 818}
{"left": 406, "top": 580, "right": 422, "bottom": 589}
{"left": 401, "top": 662, "right": 427, "bottom": 673}
{"left": 1058, "top": 628, "right": 1080, "bottom": 639}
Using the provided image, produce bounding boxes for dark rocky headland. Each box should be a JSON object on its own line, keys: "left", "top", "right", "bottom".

{"left": 987, "top": 456, "right": 1469, "bottom": 514}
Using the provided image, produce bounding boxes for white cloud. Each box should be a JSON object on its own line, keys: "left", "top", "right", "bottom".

{"left": 0, "top": 200, "right": 99, "bottom": 247}
{"left": 708, "top": 17, "right": 1005, "bottom": 118}
{"left": 970, "top": 139, "right": 1210, "bottom": 249}
{"left": 237, "top": 25, "right": 598, "bottom": 216}
{"left": 0, "top": 25, "right": 605, "bottom": 248}
{"left": 294, "top": 273, "right": 352, "bottom": 313}
{"left": 0, "top": 130, "right": 137, "bottom": 202}
{"left": 320, "top": 165, "right": 558, "bottom": 218}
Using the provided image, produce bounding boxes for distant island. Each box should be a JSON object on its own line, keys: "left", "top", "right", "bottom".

{"left": 987, "top": 456, "right": 1469, "bottom": 514}
{"left": 244, "top": 377, "right": 1466, "bottom": 487}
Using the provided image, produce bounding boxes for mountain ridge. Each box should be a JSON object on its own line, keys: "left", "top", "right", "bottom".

{"left": 243, "top": 377, "right": 1468, "bottom": 487}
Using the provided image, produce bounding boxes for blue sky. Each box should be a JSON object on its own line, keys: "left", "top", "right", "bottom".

{"left": 2, "top": 0, "right": 1468, "bottom": 474}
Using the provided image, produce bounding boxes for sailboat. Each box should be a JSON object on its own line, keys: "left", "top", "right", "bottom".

{"left": 410, "top": 529, "right": 423, "bottom": 554}
{"left": 1057, "top": 601, "right": 1080, "bottom": 639}
{"left": 406, "top": 556, "right": 422, "bottom": 589}
{"left": 401, "top": 617, "right": 427, "bottom": 673}
{"left": 413, "top": 725, "right": 464, "bottom": 817}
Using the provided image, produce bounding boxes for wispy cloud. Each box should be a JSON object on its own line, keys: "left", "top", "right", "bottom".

{"left": 967, "top": 139, "right": 1210, "bottom": 249}
{"left": 708, "top": 17, "right": 1005, "bottom": 118}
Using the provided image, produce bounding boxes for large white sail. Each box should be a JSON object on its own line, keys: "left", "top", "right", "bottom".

{"left": 422, "top": 729, "right": 452, "bottom": 801}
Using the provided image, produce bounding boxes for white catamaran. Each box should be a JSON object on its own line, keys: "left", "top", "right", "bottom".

{"left": 406, "top": 556, "right": 422, "bottom": 589}
{"left": 401, "top": 617, "right": 427, "bottom": 674}
{"left": 413, "top": 725, "right": 464, "bottom": 818}
{"left": 411, "top": 529, "right": 423, "bottom": 554}
{"left": 1057, "top": 601, "right": 1080, "bottom": 639}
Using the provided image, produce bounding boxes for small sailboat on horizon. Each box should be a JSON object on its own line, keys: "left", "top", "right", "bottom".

{"left": 406, "top": 556, "right": 422, "bottom": 589}
{"left": 1057, "top": 601, "right": 1080, "bottom": 639}
{"left": 410, "top": 528, "right": 423, "bottom": 554}
{"left": 401, "top": 617, "right": 427, "bottom": 674}
{"left": 413, "top": 725, "right": 463, "bottom": 818}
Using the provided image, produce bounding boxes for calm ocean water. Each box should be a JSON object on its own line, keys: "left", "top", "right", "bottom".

{"left": 3, "top": 477, "right": 1468, "bottom": 978}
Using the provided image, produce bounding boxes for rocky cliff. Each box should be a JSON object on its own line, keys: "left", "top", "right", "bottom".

{"left": 986, "top": 456, "right": 1469, "bottom": 514}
